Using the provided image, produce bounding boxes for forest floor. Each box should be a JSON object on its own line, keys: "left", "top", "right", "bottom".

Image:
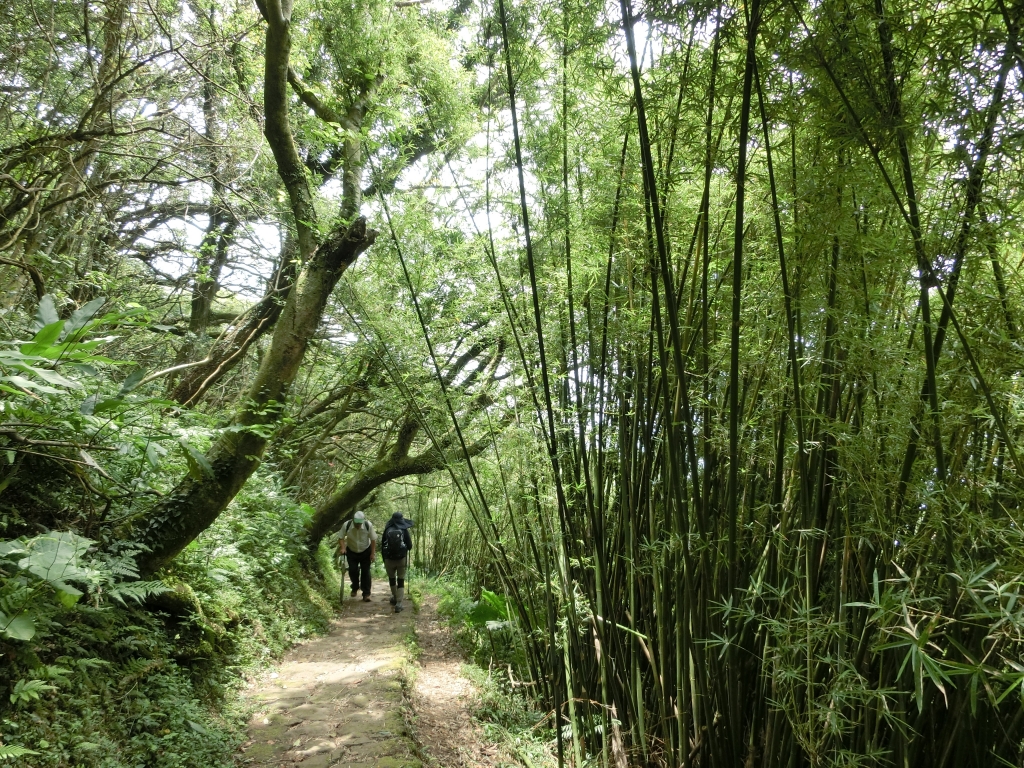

{"left": 235, "top": 587, "right": 511, "bottom": 768}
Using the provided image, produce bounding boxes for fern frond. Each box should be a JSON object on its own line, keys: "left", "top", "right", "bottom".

{"left": 0, "top": 745, "right": 39, "bottom": 760}
{"left": 106, "top": 581, "right": 168, "bottom": 606}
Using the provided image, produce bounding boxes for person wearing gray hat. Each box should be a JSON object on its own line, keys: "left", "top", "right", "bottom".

{"left": 333, "top": 510, "right": 377, "bottom": 602}
{"left": 380, "top": 511, "right": 413, "bottom": 613}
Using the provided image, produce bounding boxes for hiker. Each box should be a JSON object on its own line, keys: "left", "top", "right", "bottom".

{"left": 380, "top": 511, "right": 413, "bottom": 613}
{"left": 334, "top": 510, "right": 377, "bottom": 602}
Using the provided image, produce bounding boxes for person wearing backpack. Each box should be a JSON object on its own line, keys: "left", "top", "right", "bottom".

{"left": 333, "top": 510, "right": 377, "bottom": 603}
{"left": 380, "top": 511, "right": 413, "bottom": 613}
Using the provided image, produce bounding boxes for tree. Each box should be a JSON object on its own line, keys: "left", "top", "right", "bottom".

{"left": 130, "top": 0, "right": 479, "bottom": 571}
{"left": 398, "top": 0, "right": 1024, "bottom": 764}
{"left": 131, "top": 0, "right": 377, "bottom": 573}
{"left": 302, "top": 332, "right": 507, "bottom": 546}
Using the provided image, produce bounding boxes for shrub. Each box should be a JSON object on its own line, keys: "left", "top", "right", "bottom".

{"left": 0, "top": 471, "right": 336, "bottom": 767}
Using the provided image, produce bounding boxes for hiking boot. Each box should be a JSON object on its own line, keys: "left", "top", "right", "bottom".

{"left": 394, "top": 605, "right": 403, "bottom": 613}
{"left": 350, "top": 588, "right": 358, "bottom": 598}
{"left": 389, "top": 597, "right": 396, "bottom": 605}
{"left": 362, "top": 595, "right": 371, "bottom": 602}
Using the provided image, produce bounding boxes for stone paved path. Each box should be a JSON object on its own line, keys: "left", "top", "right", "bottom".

{"left": 237, "top": 592, "right": 419, "bottom": 768}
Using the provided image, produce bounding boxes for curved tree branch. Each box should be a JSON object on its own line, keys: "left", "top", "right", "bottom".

{"left": 0, "top": 258, "right": 46, "bottom": 299}
{"left": 260, "top": 0, "right": 317, "bottom": 260}
{"left": 304, "top": 430, "right": 493, "bottom": 548}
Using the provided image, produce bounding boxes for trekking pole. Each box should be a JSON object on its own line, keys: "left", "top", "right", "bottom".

{"left": 338, "top": 555, "right": 348, "bottom": 604}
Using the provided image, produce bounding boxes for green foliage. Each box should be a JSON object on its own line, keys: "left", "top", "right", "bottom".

{"left": 459, "top": 664, "right": 556, "bottom": 768}
{"left": 163, "top": 473, "right": 336, "bottom": 664}
{"left": 291, "top": 0, "right": 476, "bottom": 189}
{"left": 0, "top": 546, "right": 237, "bottom": 766}
{"left": 0, "top": 531, "right": 167, "bottom": 642}
{"left": 3, "top": 0, "right": 1024, "bottom": 764}
{"left": 0, "top": 744, "right": 39, "bottom": 761}
{"left": 9, "top": 679, "right": 56, "bottom": 707}
{"left": 435, "top": 578, "right": 525, "bottom": 674}
{"left": 466, "top": 588, "right": 510, "bottom": 629}
{"left": 0, "top": 470, "right": 337, "bottom": 767}
{"left": 431, "top": 578, "right": 555, "bottom": 766}
{"left": 0, "top": 294, "right": 192, "bottom": 538}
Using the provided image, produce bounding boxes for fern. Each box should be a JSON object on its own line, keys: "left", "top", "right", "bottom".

{"left": 0, "top": 745, "right": 39, "bottom": 761}
{"left": 106, "top": 580, "right": 168, "bottom": 606}
{"left": 10, "top": 678, "right": 56, "bottom": 705}
{"left": 36, "top": 664, "right": 71, "bottom": 682}
{"left": 0, "top": 582, "right": 32, "bottom": 614}
{"left": 108, "top": 561, "right": 140, "bottom": 579}
{"left": 92, "top": 550, "right": 142, "bottom": 581}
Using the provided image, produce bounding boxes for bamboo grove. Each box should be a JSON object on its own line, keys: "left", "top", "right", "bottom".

{"left": 413, "top": 0, "right": 1024, "bottom": 765}
{"left": 2, "top": 0, "right": 1023, "bottom": 763}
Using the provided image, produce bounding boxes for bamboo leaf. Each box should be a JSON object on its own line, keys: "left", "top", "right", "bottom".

{"left": 20, "top": 320, "right": 65, "bottom": 354}
{"left": 1, "top": 375, "right": 61, "bottom": 394}
{"left": 27, "top": 368, "right": 82, "bottom": 389}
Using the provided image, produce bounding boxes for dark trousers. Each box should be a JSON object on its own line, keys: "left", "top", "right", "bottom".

{"left": 345, "top": 548, "right": 372, "bottom": 596}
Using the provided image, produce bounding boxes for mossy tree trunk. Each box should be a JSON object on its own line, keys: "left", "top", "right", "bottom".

{"left": 134, "top": 0, "right": 376, "bottom": 574}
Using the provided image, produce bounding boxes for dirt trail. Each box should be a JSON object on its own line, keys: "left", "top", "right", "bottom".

{"left": 407, "top": 595, "right": 506, "bottom": 768}
{"left": 238, "top": 594, "right": 418, "bottom": 768}
{"left": 237, "top": 591, "right": 509, "bottom": 768}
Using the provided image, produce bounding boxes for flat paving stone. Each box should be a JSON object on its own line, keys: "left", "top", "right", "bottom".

{"left": 237, "top": 594, "right": 418, "bottom": 767}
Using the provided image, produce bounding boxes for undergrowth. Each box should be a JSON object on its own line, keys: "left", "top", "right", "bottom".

{"left": 0, "top": 472, "right": 336, "bottom": 767}
{"left": 431, "top": 577, "right": 556, "bottom": 767}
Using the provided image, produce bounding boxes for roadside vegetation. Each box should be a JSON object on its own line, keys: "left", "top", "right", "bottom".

{"left": 0, "top": 472, "right": 335, "bottom": 766}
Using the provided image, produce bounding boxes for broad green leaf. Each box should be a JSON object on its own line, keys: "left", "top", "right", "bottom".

{"left": 31, "top": 294, "right": 59, "bottom": 332}
{"left": 145, "top": 442, "right": 164, "bottom": 468}
{"left": 84, "top": 397, "right": 124, "bottom": 415}
{"left": 78, "top": 449, "right": 110, "bottom": 476}
{"left": 466, "top": 598, "right": 503, "bottom": 627}
{"left": 0, "top": 350, "right": 40, "bottom": 364}
{"left": 62, "top": 297, "right": 107, "bottom": 339}
{"left": 27, "top": 368, "right": 82, "bottom": 389}
{"left": 80, "top": 394, "right": 101, "bottom": 415}
{"left": 179, "top": 439, "right": 214, "bottom": 480}
{"left": 0, "top": 611, "right": 36, "bottom": 641}
{"left": 92, "top": 398, "right": 125, "bottom": 415}
{"left": 118, "top": 368, "right": 146, "bottom": 395}
{"left": 0, "top": 384, "right": 32, "bottom": 398}
{"left": 0, "top": 540, "right": 27, "bottom": 558}
{"left": 35, "top": 338, "right": 117, "bottom": 360}
{"left": 70, "top": 363, "right": 99, "bottom": 377}
{"left": 54, "top": 583, "right": 83, "bottom": 607}
{"left": 17, "top": 531, "right": 94, "bottom": 585}
{"left": 20, "top": 320, "right": 65, "bottom": 354}
{"left": 1, "top": 375, "right": 61, "bottom": 394}
{"left": 479, "top": 588, "right": 509, "bottom": 619}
